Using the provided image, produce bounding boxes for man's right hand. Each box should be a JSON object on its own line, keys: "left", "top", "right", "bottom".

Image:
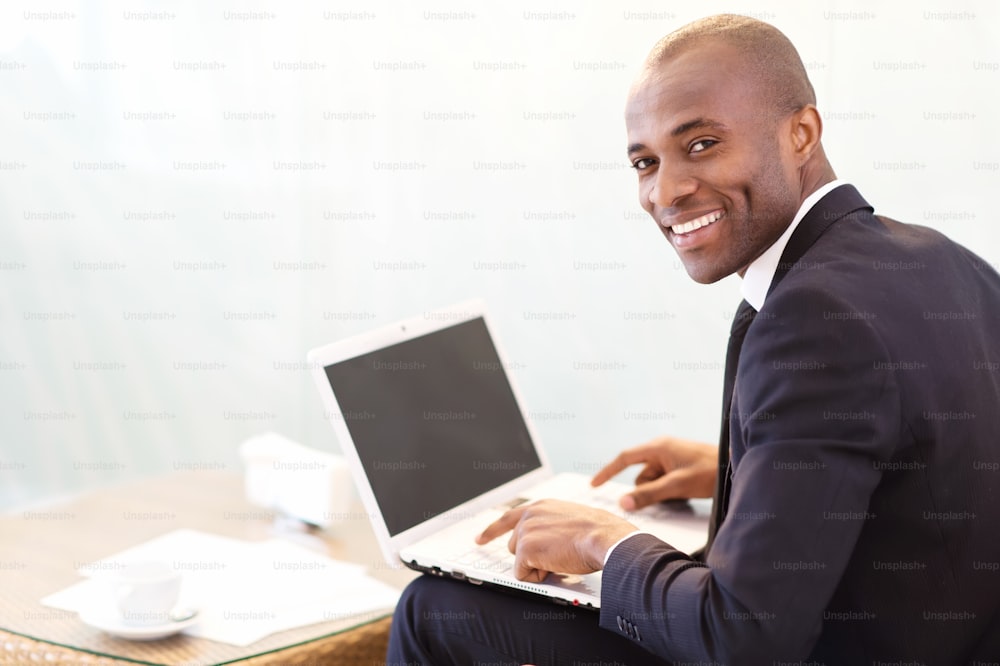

{"left": 591, "top": 436, "right": 719, "bottom": 510}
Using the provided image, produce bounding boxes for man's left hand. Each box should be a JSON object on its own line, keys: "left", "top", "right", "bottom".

{"left": 476, "top": 499, "right": 637, "bottom": 583}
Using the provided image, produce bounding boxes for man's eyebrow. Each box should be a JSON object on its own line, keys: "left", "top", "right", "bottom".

{"left": 626, "top": 142, "right": 647, "bottom": 157}
{"left": 626, "top": 118, "right": 729, "bottom": 156}
{"left": 671, "top": 118, "right": 728, "bottom": 137}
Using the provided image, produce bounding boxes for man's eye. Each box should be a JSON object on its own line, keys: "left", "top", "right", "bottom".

{"left": 690, "top": 139, "right": 717, "bottom": 153}
{"left": 631, "top": 158, "right": 655, "bottom": 170}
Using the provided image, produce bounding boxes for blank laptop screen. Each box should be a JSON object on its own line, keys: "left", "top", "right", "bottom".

{"left": 323, "top": 317, "right": 541, "bottom": 536}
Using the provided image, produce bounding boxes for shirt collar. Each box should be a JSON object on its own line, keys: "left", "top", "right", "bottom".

{"left": 740, "top": 180, "right": 846, "bottom": 311}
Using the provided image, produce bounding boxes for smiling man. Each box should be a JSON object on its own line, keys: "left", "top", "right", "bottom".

{"left": 626, "top": 19, "right": 828, "bottom": 286}
{"left": 386, "top": 14, "right": 1000, "bottom": 665}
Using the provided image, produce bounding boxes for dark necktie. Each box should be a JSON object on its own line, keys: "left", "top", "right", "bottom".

{"left": 705, "top": 299, "right": 757, "bottom": 554}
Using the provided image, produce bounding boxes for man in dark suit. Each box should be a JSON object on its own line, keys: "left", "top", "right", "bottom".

{"left": 386, "top": 14, "right": 1000, "bottom": 664}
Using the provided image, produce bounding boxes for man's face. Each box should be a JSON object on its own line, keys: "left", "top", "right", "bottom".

{"left": 625, "top": 42, "right": 802, "bottom": 284}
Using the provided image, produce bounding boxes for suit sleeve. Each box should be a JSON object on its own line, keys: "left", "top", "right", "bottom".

{"left": 598, "top": 286, "right": 902, "bottom": 662}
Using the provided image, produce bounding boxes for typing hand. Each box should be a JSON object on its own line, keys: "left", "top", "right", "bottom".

{"left": 592, "top": 436, "right": 718, "bottom": 510}
{"left": 476, "top": 499, "right": 636, "bottom": 583}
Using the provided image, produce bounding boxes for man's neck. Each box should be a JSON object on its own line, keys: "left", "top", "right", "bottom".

{"left": 739, "top": 179, "right": 846, "bottom": 310}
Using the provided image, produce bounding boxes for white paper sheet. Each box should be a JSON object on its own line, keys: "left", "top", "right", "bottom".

{"left": 41, "top": 529, "right": 401, "bottom": 646}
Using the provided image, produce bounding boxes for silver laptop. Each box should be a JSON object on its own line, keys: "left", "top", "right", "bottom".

{"left": 308, "top": 299, "right": 709, "bottom": 609}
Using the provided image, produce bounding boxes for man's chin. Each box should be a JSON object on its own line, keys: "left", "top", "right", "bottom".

{"left": 677, "top": 257, "right": 733, "bottom": 284}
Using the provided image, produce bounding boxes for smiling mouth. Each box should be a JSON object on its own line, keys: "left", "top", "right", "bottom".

{"left": 669, "top": 210, "right": 724, "bottom": 235}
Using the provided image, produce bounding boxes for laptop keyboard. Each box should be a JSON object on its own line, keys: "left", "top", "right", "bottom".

{"left": 571, "top": 484, "right": 670, "bottom": 531}
{"left": 447, "top": 539, "right": 515, "bottom": 574}
{"left": 440, "top": 486, "right": 671, "bottom": 574}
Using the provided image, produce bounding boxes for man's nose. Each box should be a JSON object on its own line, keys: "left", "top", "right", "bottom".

{"left": 648, "top": 162, "right": 697, "bottom": 210}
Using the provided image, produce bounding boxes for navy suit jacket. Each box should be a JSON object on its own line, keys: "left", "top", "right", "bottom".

{"left": 600, "top": 186, "right": 1000, "bottom": 663}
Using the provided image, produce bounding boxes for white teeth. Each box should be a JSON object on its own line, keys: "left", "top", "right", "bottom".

{"left": 670, "top": 210, "right": 723, "bottom": 235}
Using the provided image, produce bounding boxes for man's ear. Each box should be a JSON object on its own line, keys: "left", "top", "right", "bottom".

{"left": 790, "top": 105, "right": 823, "bottom": 165}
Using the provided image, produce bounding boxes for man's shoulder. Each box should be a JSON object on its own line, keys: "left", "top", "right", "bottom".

{"left": 778, "top": 208, "right": 976, "bottom": 292}
{"left": 816, "top": 207, "right": 952, "bottom": 260}
{"left": 759, "top": 206, "right": 1000, "bottom": 343}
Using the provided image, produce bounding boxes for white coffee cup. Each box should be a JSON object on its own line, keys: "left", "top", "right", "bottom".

{"left": 101, "top": 561, "right": 182, "bottom": 627}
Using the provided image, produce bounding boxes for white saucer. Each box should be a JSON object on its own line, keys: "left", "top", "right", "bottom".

{"left": 79, "top": 607, "right": 199, "bottom": 641}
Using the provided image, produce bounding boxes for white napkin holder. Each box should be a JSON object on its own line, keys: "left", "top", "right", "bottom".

{"left": 238, "top": 431, "right": 353, "bottom": 528}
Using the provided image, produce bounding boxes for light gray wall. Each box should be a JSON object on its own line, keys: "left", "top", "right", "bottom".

{"left": 2, "top": 1, "right": 998, "bottom": 508}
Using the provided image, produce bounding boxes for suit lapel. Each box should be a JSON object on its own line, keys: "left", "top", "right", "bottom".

{"left": 767, "top": 184, "right": 873, "bottom": 297}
